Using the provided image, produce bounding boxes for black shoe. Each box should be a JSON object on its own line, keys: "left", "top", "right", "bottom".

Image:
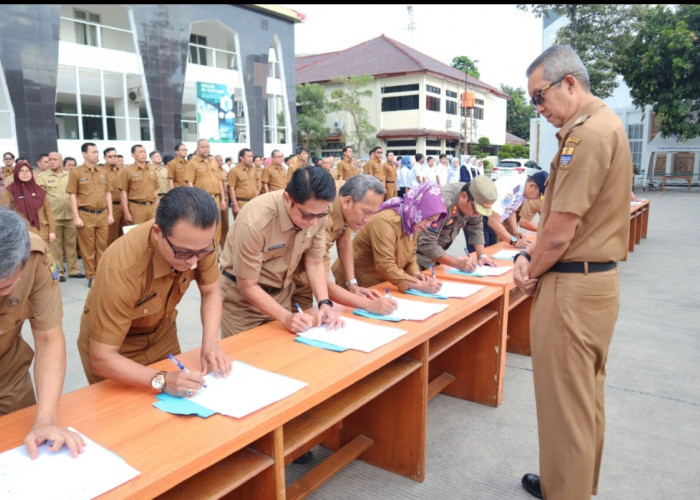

{"left": 88, "top": 278, "right": 94, "bottom": 288}
{"left": 59, "top": 276, "right": 66, "bottom": 282}
{"left": 69, "top": 273, "right": 86, "bottom": 278}
{"left": 521, "top": 473, "right": 543, "bottom": 499}
{"left": 292, "top": 451, "right": 313, "bottom": 465}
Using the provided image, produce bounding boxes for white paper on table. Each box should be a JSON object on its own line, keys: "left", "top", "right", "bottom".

{"left": 377, "top": 296, "right": 448, "bottom": 321}
{"left": 121, "top": 224, "right": 138, "bottom": 234}
{"left": 298, "top": 316, "right": 408, "bottom": 352}
{"left": 472, "top": 264, "right": 512, "bottom": 276}
{"left": 188, "top": 361, "right": 308, "bottom": 418}
{"left": 434, "top": 281, "right": 485, "bottom": 298}
{"left": 490, "top": 249, "right": 520, "bottom": 260}
{"left": 0, "top": 427, "right": 140, "bottom": 499}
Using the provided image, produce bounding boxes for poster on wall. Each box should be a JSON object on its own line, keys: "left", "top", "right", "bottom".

{"left": 196, "top": 82, "right": 236, "bottom": 143}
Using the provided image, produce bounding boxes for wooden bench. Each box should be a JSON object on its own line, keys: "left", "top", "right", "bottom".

{"left": 661, "top": 174, "right": 692, "bottom": 192}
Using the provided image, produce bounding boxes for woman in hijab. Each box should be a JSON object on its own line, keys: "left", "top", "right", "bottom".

{"left": 0, "top": 159, "right": 55, "bottom": 244}
{"left": 332, "top": 181, "right": 446, "bottom": 294}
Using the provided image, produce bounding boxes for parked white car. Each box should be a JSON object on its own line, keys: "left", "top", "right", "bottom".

{"left": 491, "top": 158, "right": 543, "bottom": 181}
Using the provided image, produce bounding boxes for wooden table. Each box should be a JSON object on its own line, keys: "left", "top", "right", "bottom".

{"left": 661, "top": 174, "right": 692, "bottom": 192}
{"left": 0, "top": 283, "right": 506, "bottom": 499}
{"left": 433, "top": 239, "right": 535, "bottom": 356}
{"left": 626, "top": 199, "right": 650, "bottom": 260}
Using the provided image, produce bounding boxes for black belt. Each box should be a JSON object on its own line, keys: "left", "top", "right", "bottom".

{"left": 386, "top": 180, "right": 396, "bottom": 183}
{"left": 129, "top": 199, "right": 155, "bottom": 205}
{"left": 78, "top": 207, "right": 105, "bottom": 214}
{"left": 236, "top": 197, "right": 250, "bottom": 202}
{"left": 112, "top": 201, "right": 121, "bottom": 205}
{"left": 222, "top": 270, "right": 281, "bottom": 295}
{"left": 550, "top": 261, "right": 617, "bottom": 273}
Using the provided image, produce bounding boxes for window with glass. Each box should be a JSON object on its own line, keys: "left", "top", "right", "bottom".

{"left": 628, "top": 123, "right": 643, "bottom": 172}
{"left": 382, "top": 84, "right": 419, "bottom": 94}
{"left": 426, "top": 96, "right": 440, "bottom": 112}
{"left": 446, "top": 90, "right": 458, "bottom": 99}
{"left": 463, "top": 107, "right": 484, "bottom": 120}
{"left": 188, "top": 27, "right": 238, "bottom": 70}
{"left": 446, "top": 100, "right": 457, "bottom": 115}
{"left": 73, "top": 8, "right": 100, "bottom": 47}
{"left": 0, "top": 68, "right": 13, "bottom": 139}
{"left": 426, "top": 85, "right": 441, "bottom": 95}
{"left": 382, "top": 95, "right": 419, "bottom": 112}
{"left": 387, "top": 139, "right": 417, "bottom": 147}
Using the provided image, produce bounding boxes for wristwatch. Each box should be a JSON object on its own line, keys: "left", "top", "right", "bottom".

{"left": 510, "top": 235, "right": 518, "bottom": 245}
{"left": 151, "top": 371, "right": 166, "bottom": 392}
{"left": 477, "top": 254, "right": 488, "bottom": 261}
{"left": 345, "top": 278, "right": 358, "bottom": 287}
{"left": 317, "top": 298, "right": 334, "bottom": 308}
{"left": 514, "top": 251, "right": 531, "bottom": 263}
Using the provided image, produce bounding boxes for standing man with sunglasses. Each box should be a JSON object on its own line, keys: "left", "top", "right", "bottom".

{"left": 220, "top": 166, "right": 342, "bottom": 336}
{"left": 77, "top": 186, "right": 231, "bottom": 396}
{"left": 514, "top": 45, "right": 632, "bottom": 499}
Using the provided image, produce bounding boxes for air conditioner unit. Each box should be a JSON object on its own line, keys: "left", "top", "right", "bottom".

{"left": 333, "top": 121, "right": 343, "bottom": 129}
{"left": 128, "top": 87, "right": 143, "bottom": 104}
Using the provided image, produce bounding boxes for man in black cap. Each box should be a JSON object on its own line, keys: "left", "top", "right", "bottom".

{"left": 417, "top": 175, "right": 500, "bottom": 272}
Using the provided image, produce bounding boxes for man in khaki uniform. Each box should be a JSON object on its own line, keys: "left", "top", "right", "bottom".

{"left": 214, "top": 154, "right": 230, "bottom": 249}
{"left": 291, "top": 174, "right": 396, "bottom": 315}
{"left": 151, "top": 150, "right": 169, "bottom": 198}
{"left": 103, "top": 147, "right": 123, "bottom": 246}
{"left": 77, "top": 187, "right": 230, "bottom": 395}
{"left": 2, "top": 151, "right": 15, "bottom": 179}
{"left": 365, "top": 146, "right": 385, "bottom": 186}
{"left": 285, "top": 146, "right": 309, "bottom": 183}
{"left": 336, "top": 146, "right": 358, "bottom": 181}
{"left": 514, "top": 45, "right": 633, "bottom": 500}
{"left": 67, "top": 142, "right": 114, "bottom": 288}
{"left": 37, "top": 151, "right": 83, "bottom": 281}
{"left": 518, "top": 198, "right": 542, "bottom": 233}
{"left": 185, "top": 139, "right": 226, "bottom": 246}
{"left": 119, "top": 144, "right": 158, "bottom": 225}
{"left": 228, "top": 148, "right": 259, "bottom": 218}
{"left": 0, "top": 208, "right": 85, "bottom": 458}
{"left": 383, "top": 151, "right": 398, "bottom": 199}
{"left": 253, "top": 155, "right": 264, "bottom": 194}
{"left": 220, "top": 166, "right": 341, "bottom": 336}
{"left": 416, "top": 177, "right": 499, "bottom": 272}
{"left": 261, "top": 149, "right": 288, "bottom": 192}
{"left": 167, "top": 143, "right": 189, "bottom": 190}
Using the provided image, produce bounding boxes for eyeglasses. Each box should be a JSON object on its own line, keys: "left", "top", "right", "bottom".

{"left": 291, "top": 199, "right": 331, "bottom": 220}
{"left": 530, "top": 71, "right": 582, "bottom": 107}
{"left": 162, "top": 233, "right": 216, "bottom": 260}
{"left": 3, "top": 157, "right": 13, "bottom": 161}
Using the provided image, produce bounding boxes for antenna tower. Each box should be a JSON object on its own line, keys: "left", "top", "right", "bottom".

{"left": 406, "top": 5, "right": 415, "bottom": 47}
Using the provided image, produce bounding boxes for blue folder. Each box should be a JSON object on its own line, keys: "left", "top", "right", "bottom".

{"left": 294, "top": 336, "right": 348, "bottom": 352}
{"left": 153, "top": 392, "right": 215, "bottom": 417}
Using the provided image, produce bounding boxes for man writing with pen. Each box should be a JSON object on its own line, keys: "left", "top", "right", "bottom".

{"left": 77, "top": 187, "right": 231, "bottom": 397}
{"left": 416, "top": 176, "right": 500, "bottom": 272}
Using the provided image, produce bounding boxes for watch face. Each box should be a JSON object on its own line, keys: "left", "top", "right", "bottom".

{"left": 151, "top": 373, "right": 165, "bottom": 390}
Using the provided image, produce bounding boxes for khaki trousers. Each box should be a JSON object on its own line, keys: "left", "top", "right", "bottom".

{"left": 220, "top": 274, "right": 294, "bottom": 337}
{"left": 530, "top": 268, "right": 619, "bottom": 500}
{"left": 107, "top": 203, "right": 124, "bottom": 246}
{"left": 128, "top": 201, "right": 156, "bottom": 225}
{"left": 76, "top": 210, "right": 108, "bottom": 279}
{"left": 51, "top": 218, "right": 80, "bottom": 276}
{"left": 0, "top": 336, "right": 36, "bottom": 415}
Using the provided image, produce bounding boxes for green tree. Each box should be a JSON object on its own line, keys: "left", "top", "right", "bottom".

{"left": 327, "top": 74, "right": 376, "bottom": 156}
{"left": 451, "top": 56, "right": 480, "bottom": 79}
{"left": 618, "top": 5, "right": 699, "bottom": 140}
{"left": 518, "top": 4, "right": 645, "bottom": 98}
{"left": 500, "top": 84, "right": 536, "bottom": 140}
{"left": 498, "top": 144, "right": 529, "bottom": 159}
{"left": 295, "top": 83, "right": 329, "bottom": 152}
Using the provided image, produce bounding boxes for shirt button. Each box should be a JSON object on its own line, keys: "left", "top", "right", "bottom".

{"left": 143, "top": 308, "right": 149, "bottom": 314}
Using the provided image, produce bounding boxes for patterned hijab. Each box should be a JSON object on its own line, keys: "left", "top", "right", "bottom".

{"left": 7, "top": 160, "right": 46, "bottom": 230}
{"left": 380, "top": 181, "right": 446, "bottom": 235}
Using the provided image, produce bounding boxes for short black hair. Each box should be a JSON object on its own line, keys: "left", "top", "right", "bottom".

{"left": 81, "top": 142, "right": 96, "bottom": 154}
{"left": 295, "top": 146, "right": 309, "bottom": 156}
{"left": 238, "top": 148, "right": 251, "bottom": 161}
{"left": 104, "top": 147, "right": 117, "bottom": 157}
{"left": 156, "top": 186, "right": 219, "bottom": 237}
{"left": 285, "top": 166, "right": 336, "bottom": 204}
{"left": 131, "top": 144, "right": 144, "bottom": 154}
{"left": 415, "top": 153, "right": 424, "bottom": 162}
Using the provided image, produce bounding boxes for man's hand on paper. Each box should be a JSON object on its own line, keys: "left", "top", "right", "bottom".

{"left": 365, "top": 296, "right": 398, "bottom": 315}
{"left": 201, "top": 340, "right": 232, "bottom": 378}
{"left": 24, "top": 421, "right": 86, "bottom": 459}
{"left": 348, "top": 283, "right": 382, "bottom": 299}
{"left": 314, "top": 304, "right": 344, "bottom": 330}
{"left": 164, "top": 370, "right": 207, "bottom": 398}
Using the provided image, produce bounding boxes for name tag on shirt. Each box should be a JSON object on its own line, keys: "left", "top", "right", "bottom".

{"left": 268, "top": 243, "right": 285, "bottom": 251}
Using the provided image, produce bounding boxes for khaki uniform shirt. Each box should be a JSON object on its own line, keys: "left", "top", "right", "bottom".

{"left": 365, "top": 158, "right": 384, "bottom": 182}
{"left": 261, "top": 164, "right": 287, "bottom": 191}
{"left": 383, "top": 161, "right": 397, "bottom": 183}
{"left": 220, "top": 191, "right": 326, "bottom": 291}
{"left": 167, "top": 157, "right": 189, "bottom": 188}
{"left": 416, "top": 182, "right": 484, "bottom": 269}
{"left": 227, "top": 163, "right": 258, "bottom": 201}
{"left": 0, "top": 233, "right": 61, "bottom": 409}
{"left": 286, "top": 156, "right": 306, "bottom": 182}
{"left": 337, "top": 159, "right": 358, "bottom": 180}
{"left": 103, "top": 165, "right": 122, "bottom": 206}
{"left": 185, "top": 155, "right": 222, "bottom": 195}
{"left": 542, "top": 98, "right": 632, "bottom": 262}
{"left": 66, "top": 164, "right": 111, "bottom": 209}
{"left": 77, "top": 221, "right": 218, "bottom": 347}
{"left": 119, "top": 163, "right": 157, "bottom": 202}
{"left": 518, "top": 198, "right": 541, "bottom": 223}
{"left": 155, "top": 164, "right": 169, "bottom": 194}
{"left": 37, "top": 169, "right": 72, "bottom": 220}
{"left": 336, "top": 208, "right": 418, "bottom": 292}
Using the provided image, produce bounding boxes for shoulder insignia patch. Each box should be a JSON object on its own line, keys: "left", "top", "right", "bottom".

{"left": 560, "top": 147, "right": 575, "bottom": 167}
{"left": 566, "top": 136, "right": 582, "bottom": 145}
{"left": 450, "top": 205, "right": 458, "bottom": 216}
{"left": 428, "top": 220, "right": 441, "bottom": 233}
{"left": 571, "top": 114, "right": 589, "bottom": 128}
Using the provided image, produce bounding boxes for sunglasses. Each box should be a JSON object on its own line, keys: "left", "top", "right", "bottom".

{"left": 291, "top": 199, "right": 330, "bottom": 220}
{"left": 163, "top": 233, "right": 216, "bottom": 260}
{"left": 530, "top": 71, "right": 582, "bottom": 107}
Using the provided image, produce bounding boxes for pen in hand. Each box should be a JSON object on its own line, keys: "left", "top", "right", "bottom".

{"left": 168, "top": 354, "right": 207, "bottom": 387}
{"left": 429, "top": 264, "right": 436, "bottom": 279}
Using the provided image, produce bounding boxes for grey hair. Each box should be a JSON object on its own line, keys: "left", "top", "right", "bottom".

{"left": 526, "top": 44, "right": 590, "bottom": 93}
{"left": 0, "top": 207, "right": 31, "bottom": 280}
{"left": 338, "top": 174, "right": 386, "bottom": 202}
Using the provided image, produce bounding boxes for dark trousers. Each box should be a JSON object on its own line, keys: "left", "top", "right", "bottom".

{"left": 465, "top": 215, "right": 497, "bottom": 253}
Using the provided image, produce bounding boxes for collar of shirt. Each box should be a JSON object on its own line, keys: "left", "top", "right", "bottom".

{"left": 149, "top": 229, "right": 177, "bottom": 279}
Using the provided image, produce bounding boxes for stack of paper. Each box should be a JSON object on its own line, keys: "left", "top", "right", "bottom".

{"left": 449, "top": 265, "right": 512, "bottom": 277}
{"left": 405, "top": 281, "right": 485, "bottom": 300}
{"left": 0, "top": 428, "right": 140, "bottom": 498}
{"left": 296, "top": 316, "right": 408, "bottom": 352}
{"left": 490, "top": 249, "right": 520, "bottom": 260}
{"left": 354, "top": 296, "right": 448, "bottom": 322}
